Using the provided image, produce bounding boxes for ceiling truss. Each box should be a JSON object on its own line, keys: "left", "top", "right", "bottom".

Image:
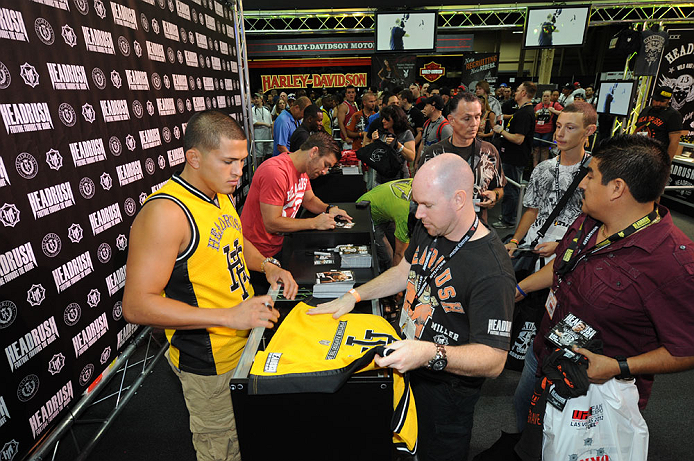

{"left": 243, "top": 2, "right": 694, "bottom": 34}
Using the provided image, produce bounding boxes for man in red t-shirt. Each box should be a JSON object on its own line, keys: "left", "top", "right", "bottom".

{"left": 241, "top": 132, "right": 352, "bottom": 291}
{"left": 532, "top": 90, "right": 563, "bottom": 167}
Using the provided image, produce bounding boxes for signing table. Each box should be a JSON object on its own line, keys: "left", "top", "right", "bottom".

{"left": 229, "top": 203, "right": 399, "bottom": 460}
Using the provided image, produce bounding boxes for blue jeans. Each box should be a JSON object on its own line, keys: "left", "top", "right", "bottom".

{"left": 513, "top": 348, "right": 539, "bottom": 433}
{"left": 501, "top": 163, "right": 524, "bottom": 225}
{"left": 412, "top": 374, "right": 481, "bottom": 461}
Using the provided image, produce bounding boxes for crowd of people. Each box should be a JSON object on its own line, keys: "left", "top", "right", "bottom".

{"left": 122, "top": 74, "right": 693, "bottom": 461}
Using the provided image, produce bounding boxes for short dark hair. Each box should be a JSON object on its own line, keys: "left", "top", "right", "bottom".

{"left": 295, "top": 96, "right": 312, "bottom": 111}
{"left": 379, "top": 105, "right": 409, "bottom": 134}
{"left": 184, "top": 110, "right": 245, "bottom": 153}
{"left": 561, "top": 102, "right": 597, "bottom": 127}
{"left": 380, "top": 91, "right": 394, "bottom": 104}
{"left": 449, "top": 91, "right": 481, "bottom": 114}
{"left": 303, "top": 104, "right": 323, "bottom": 121}
{"left": 398, "top": 89, "right": 414, "bottom": 103}
{"left": 592, "top": 134, "right": 671, "bottom": 203}
{"left": 345, "top": 85, "right": 356, "bottom": 91}
{"left": 521, "top": 81, "right": 537, "bottom": 99}
{"left": 300, "top": 131, "right": 341, "bottom": 161}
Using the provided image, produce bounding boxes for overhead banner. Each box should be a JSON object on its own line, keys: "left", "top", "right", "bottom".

{"left": 248, "top": 36, "right": 375, "bottom": 58}
{"left": 371, "top": 55, "right": 417, "bottom": 92}
{"left": 656, "top": 29, "right": 694, "bottom": 136}
{"left": 260, "top": 72, "right": 367, "bottom": 93}
{"left": 461, "top": 52, "right": 499, "bottom": 89}
{"left": 0, "top": 1, "right": 243, "bottom": 459}
{"left": 247, "top": 34, "right": 473, "bottom": 58}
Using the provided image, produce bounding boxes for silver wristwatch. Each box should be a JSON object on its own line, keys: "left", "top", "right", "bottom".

{"left": 426, "top": 343, "right": 448, "bottom": 371}
{"left": 261, "top": 257, "right": 281, "bottom": 273}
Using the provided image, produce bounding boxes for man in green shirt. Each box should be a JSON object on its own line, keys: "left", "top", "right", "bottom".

{"left": 358, "top": 179, "right": 412, "bottom": 270}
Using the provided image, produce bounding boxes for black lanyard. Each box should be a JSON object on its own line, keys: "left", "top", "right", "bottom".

{"left": 555, "top": 207, "right": 660, "bottom": 278}
{"left": 553, "top": 153, "right": 587, "bottom": 199}
{"left": 414, "top": 216, "right": 479, "bottom": 299}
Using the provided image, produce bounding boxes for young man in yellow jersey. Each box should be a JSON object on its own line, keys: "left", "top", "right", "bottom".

{"left": 123, "top": 110, "right": 298, "bottom": 461}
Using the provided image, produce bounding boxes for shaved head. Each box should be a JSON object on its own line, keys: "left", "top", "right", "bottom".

{"left": 414, "top": 153, "right": 474, "bottom": 201}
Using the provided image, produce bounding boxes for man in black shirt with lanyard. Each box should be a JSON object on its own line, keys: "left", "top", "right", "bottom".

{"left": 309, "top": 153, "right": 516, "bottom": 461}
{"left": 493, "top": 81, "right": 537, "bottom": 228}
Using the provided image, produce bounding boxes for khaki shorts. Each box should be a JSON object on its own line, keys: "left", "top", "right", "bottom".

{"left": 167, "top": 350, "right": 241, "bottom": 461}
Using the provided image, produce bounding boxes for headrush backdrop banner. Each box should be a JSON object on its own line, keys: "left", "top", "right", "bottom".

{"left": 0, "top": 0, "right": 243, "bottom": 459}
{"left": 656, "top": 28, "right": 694, "bottom": 137}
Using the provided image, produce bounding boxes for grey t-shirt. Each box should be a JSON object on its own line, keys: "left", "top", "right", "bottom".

{"left": 421, "top": 116, "right": 453, "bottom": 148}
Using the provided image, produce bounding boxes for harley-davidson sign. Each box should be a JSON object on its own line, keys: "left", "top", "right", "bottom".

{"left": 260, "top": 72, "right": 368, "bottom": 93}
{"left": 419, "top": 61, "right": 445, "bottom": 82}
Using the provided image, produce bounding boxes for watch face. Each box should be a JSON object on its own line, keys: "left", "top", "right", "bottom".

{"left": 431, "top": 358, "right": 447, "bottom": 372}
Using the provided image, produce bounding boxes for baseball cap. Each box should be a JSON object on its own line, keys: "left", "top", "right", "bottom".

{"left": 499, "top": 83, "right": 508, "bottom": 88}
{"left": 652, "top": 85, "right": 673, "bottom": 101}
{"left": 424, "top": 95, "right": 445, "bottom": 111}
{"left": 563, "top": 83, "right": 574, "bottom": 90}
{"left": 287, "top": 93, "right": 296, "bottom": 100}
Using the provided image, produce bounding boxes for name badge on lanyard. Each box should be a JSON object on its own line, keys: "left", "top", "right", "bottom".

{"left": 545, "top": 289, "right": 558, "bottom": 319}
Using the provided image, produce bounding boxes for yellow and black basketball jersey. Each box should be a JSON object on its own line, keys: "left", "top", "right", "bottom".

{"left": 250, "top": 302, "right": 417, "bottom": 454}
{"left": 147, "top": 173, "right": 254, "bottom": 376}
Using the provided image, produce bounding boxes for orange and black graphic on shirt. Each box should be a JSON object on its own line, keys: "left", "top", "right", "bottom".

{"left": 403, "top": 270, "right": 435, "bottom": 339}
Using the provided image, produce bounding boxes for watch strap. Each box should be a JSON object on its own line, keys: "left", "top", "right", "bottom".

{"left": 615, "top": 355, "right": 633, "bottom": 379}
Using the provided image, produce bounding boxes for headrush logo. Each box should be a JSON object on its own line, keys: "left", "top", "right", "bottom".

{"left": 146, "top": 40, "right": 166, "bottom": 62}
{"left": 28, "top": 381, "right": 73, "bottom": 439}
{"left": 125, "top": 69, "right": 149, "bottom": 90}
{"left": 168, "top": 147, "right": 185, "bottom": 167}
{"left": 139, "top": 128, "right": 161, "bottom": 149}
{"left": 0, "top": 8, "right": 29, "bottom": 42}
{"left": 196, "top": 32, "right": 208, "bottom": 49}
{"left": 172, "top": 74, "right": 188, "bottom": 91}
{"left": 116, "top": 160, "right": 143, "bottom": 186}
{"left": 185, "top": 50, "right": 198, "bottom": 67}
{"left": 163, "top": 20, "right": 178, "bottom": 41}
{"left": 88, "top": 203, "right": 123, "bottom": 236}
{"left": 0, "top": 242, "right": 37, "bottom": 286}
{"left": 0, "top": 396, "right": 9, "bottom": 427}
{"left": 110, "top": 2, "right": 138, "bottom": 30}
{"left": 100, "top": 99, "right": 130, "bottom": 122}
{"left": 4, "top": 316, "right": 59, "bottom": 372}
{"left": 52, "top": 251, "right": 94, "bottom": 293}
{"left": 81, "top": 26, "right": 115, "bottom": 54}
{"left": 69, "top": 138, "right": 106, "bottom": 167}
{"left": 156, "top": 98, "right": 176, "bottom": 116}
{"left": 47, "top": 63, "right": 89, "bottom": 90}
{"left": 205, "top": 14, "right": 215, "bottom": 31}
{"left": 193, "top": 97, "right": 205, "bottom": 111}
{"left": 31, "top": 0, "right": 70, "bottom": 10}
{"left": 176, "top": 0, "right": 191, "bottom": 20}
{"left": 106, "top": 265, "right": 126, "bottom": 296}
{"left": 27, "top": 182, "right": 75, "bottom": 219}
{"left": 117, "top": 322, "right": 138, "bottom": 348}
{"left": 72, "top": 312, "right": 109, "bottom": 358}
{"left": 0, "top": 102, "right": 54, "bottom": 134}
